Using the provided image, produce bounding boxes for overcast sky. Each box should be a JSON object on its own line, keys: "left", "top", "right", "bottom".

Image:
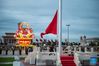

{"left": 0, "top": 0, "right": 99, "bottom": 42}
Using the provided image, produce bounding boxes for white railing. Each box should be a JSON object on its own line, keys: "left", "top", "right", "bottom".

{"left": 24, "top": 46, "right": 99, "bottom": 66}
{"left": 36, "top": 48, "right": 57, "bottom": 66}
{"left": 62, "top": 46, "right": 99, "bottom": 55}
{"left": 74, "top": 52, "right": 99, "bottom": 66}
{"left": 24, "top": 47, "right": 38, "bottom": 64}
{"left": 37, "top": 52, "right": 57, "bottom": 60}
{"left": 74, "top": 53, "right": 81, "bottom": 66}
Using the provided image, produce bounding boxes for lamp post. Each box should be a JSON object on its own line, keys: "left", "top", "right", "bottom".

{"left": 66, "top": 24, "right": 70, "bottom": 45}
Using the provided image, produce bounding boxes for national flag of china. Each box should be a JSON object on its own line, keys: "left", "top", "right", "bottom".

{"left": 40, "top": 10, "right": 58, "bottom": 38}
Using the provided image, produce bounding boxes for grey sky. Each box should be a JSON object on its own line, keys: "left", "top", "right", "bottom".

{"left": 0, "top": 0, "right": 99, "bottom": 42}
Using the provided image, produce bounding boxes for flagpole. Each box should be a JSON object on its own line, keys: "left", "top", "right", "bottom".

{"left": 57, "top": 0, "right": 62, "bottom": 65}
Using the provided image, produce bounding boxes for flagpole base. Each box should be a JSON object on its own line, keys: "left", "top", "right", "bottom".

{"left": 56, "top": 59, "right": 62, "bottom": 66}
{"left": 56, "top": 52, "right": 62, "bottom": 66}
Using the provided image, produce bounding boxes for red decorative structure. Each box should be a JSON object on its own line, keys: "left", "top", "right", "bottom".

{"left": 15, "top": 22, "right": 34, "bottom": 46}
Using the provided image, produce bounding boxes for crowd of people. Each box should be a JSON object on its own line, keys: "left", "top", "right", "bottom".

{"left": 0, "top": 39, "right": 99, "bottom": 56}
{"left": 0, "top": 46, "right": 33, "bottom": 55}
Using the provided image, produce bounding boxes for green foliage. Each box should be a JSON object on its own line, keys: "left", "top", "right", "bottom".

{"left": 0, "top": 57, "right": 14, "bottom": 62}
{"left": 0, "top": 57, "right": 25, "bottom": 66}
{"left": 97, "top": 57, "right": 99, "bottom": 62}
{"left": 20, "top": 57, "right": 25, "bottom": 60}
{"left": 0, "top": 64, "right": 12, "bottom": 66}
{"left": 0, "top": 57, "right": 25, "bottom": 62}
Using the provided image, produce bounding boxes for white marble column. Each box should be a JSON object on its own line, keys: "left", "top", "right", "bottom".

{"left": 85, "top": 47, "right": 87, "bottom": 52}
{"left": 74, "top": 47, "right": 77, "bottom": 52}
{"left": 79, "top": 47, "right": 81, "bottom": 52}
{"left": 91, "top": 47, "right": 94, "bottom": 52}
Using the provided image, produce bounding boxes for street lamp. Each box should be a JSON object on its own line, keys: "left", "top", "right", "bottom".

{"left": 66, "top": 24, "right": 70, "bottom": 45}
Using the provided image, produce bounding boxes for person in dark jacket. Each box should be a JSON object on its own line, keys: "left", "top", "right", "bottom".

{"left": 5, "top": 48, "right": 8, "bottom": 55}
{"left": 25, "top": 47, "right": 28, "bottom": 55}
{"left": 12, "top": 47, "right": 15, "bottom": 55}
{"left": 28, "top": 47, "right": 33, "bottom": 52}
{"left": 0, "top": 47, "right": 2, "bottom": 54}
{"left": 19, "top": 47, "right": 22, "bottom": 55}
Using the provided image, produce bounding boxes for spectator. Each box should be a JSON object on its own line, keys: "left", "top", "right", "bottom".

{"left": 12, "top": 47, "right": 15, "bottom": 55}
{"left": 5, "top": 48, "right": 8, "bottom": 55}
{"left": 0, "top": 47, "right": 2, "bottom": 54}
{"left": 19, "top": 47, "right": 22, "bottom": 55}
{"left": 49, "top": 46, "right": 54, "bottom": 52}
{"left": 28, "top": 47, "right": 33, "bottom": 52}
{"left": 25, "top": 47, "right": 28, "bottom": 55}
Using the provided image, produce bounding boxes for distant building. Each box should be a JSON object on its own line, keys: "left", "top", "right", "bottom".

{"left": 80, "top": 36, "right": 99, "bottom": 46}
{"left": 86, "top": 37, "right": 99, "bottom": 42}
{"left": 86, "top": 37, "right": 99, "bottom": 45}
{"left": 0, "top": 38, "right": 3, "bottom": 45}
{"left": 2, "top": 33, "right": 16, "bottom": 46}
{"left": 80, "top": 35, "right": 87, "bottom": 46}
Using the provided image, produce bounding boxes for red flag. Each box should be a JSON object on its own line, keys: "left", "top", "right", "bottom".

{"left": 41, "top": 10, "right": 58, "bottom": 38}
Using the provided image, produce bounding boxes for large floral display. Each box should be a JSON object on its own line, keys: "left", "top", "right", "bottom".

{"left": 15, "top": 22, "right": 34, "bottom": 46}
